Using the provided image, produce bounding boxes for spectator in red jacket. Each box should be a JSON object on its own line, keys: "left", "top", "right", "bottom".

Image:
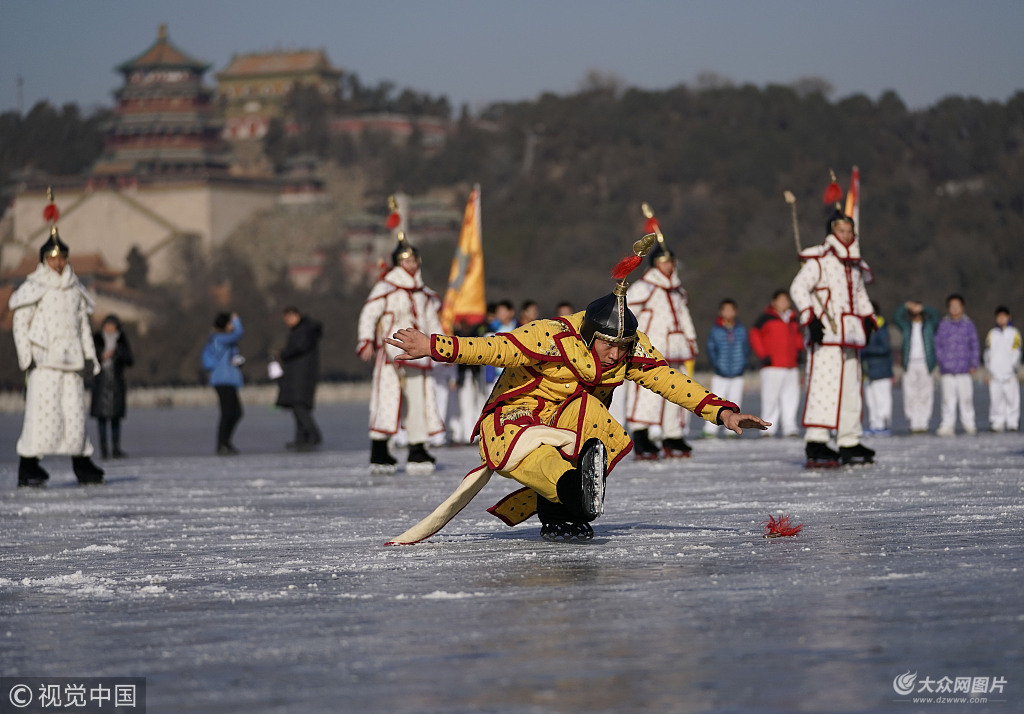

{"left": 749, "top": 290, "right": 803, "bottom": 437}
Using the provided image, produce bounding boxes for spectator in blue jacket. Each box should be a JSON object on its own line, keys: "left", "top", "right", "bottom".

{"left": 204, "top": 312, "right": 245, "bottom": 455}
{"left": 934, "top": 294, "right": 979, "bottom": 436}
{"left": 861, "top": 301, "right": 894, "bottom": 435}
{"left": 703, "top": 299, "right": 749, "bottom": 437}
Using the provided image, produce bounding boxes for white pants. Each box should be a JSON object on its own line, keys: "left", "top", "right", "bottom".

{"left": 430, "top": 364, "right": 457, "bottom": 446}
{"left": 370, "top": 370, "right": 433, "bottom": 444}
{"left": 704, "top": 375, "right": 745, "bottom": 436}
{"left": 450, "top": 368, "right": 487, "bottom": 444}
{"left": 804, "top": 347, "right": 863, "bottom": 448}
{"left": 988, "top": 376, "right": 1020, "bottom": 431}
{"left": 902, "top": 363, "right": 935, "bottom": 432}
{"left": 863, "top": 378, "right": 893, "bottom": 431}
{"left": 938, "top": 373, "right": 976, "bottom": 434}
{"left": 759, "top": 367, "right": 801, "bottom": 437}
{"left": 17, "top": 367, "right": 94, "bottom": 458}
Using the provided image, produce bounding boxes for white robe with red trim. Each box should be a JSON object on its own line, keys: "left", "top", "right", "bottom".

{"left": 624, "top": 266, "right": 698, "bottom": 432}
{"left": 790, "top": 235, "right": 874, "bottom": 430}
{"left": 357, "top": 266, "right": 444, "bottom": 438}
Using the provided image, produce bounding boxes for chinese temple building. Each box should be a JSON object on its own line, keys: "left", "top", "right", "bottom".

{"left": 1, "top": 26, "right": 278, "bottom": 287}
{"left": 90, "top": 24, "right": 230, "bottom": 181}
{"left": 216, "top": 49, "right": 343, "bottom": 141}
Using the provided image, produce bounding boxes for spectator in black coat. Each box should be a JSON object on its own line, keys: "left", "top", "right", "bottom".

{"left": 276, "top": 307, "right": 323, "bottom": 450}
{"left": 90, "top": 314, "right": 134, "bottom": 458}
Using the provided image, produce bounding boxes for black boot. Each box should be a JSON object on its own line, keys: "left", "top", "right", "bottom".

{"left": 839, "top": 443, "right": 875, "bottom": 465}
{"left": 632, "top": 428, "right": 660, "bottom": 461}
{"left": 100, "top": 440, "right": 110, "bottom": 460}
{"left": 370, "top": 439, "right": 397, "bottom": 474}
{"left": 805, "top": 441, "right": 840, "bottom": 468}
{"left": 407, "top": 443, "right": 436, "bottom": 474}
{"left": 662, "top": 437, "right": 693, "bottom": 459}
{"left": 18, "top": 457, "right": 49, "bottom": 488}
{"left": 72, "top": 456, "right": 105, "bottom": 485}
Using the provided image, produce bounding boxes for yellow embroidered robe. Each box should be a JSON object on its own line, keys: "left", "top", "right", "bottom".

{"left": 429, "top": 312, "right": 737, "bottom": 514}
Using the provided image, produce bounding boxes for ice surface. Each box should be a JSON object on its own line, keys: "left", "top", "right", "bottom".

{"left": 1, "top": 399, "right": 1022, "bottom": 713}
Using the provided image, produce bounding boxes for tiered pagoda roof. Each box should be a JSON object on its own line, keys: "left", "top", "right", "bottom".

{"left": 92, "top": 24, "right": 229, "bottom": 180}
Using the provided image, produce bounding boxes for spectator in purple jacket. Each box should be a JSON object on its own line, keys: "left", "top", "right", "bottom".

{"left": 934, "top": 294, "right": 979, "bottom": 436}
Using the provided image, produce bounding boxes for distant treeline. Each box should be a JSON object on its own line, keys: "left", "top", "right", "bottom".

{"left": 2, "top": 81, "right": 1023, "bottom": 385}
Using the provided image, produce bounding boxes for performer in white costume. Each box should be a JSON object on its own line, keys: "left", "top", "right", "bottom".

{"left": 10, "top": 190, "right": 105, "bottom": 487}
{"left": 789, "top": 180, "right": 876, "bottom": 467}
{"left": 357, "top": 200, "right": 444, "bottom": 474}
{"left": 624, "top": 204, "right": 698, "bottom": 459}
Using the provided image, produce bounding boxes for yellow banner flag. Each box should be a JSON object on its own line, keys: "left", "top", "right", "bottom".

{"left": 440, "top": 185, "right": 486, "bottom": 334}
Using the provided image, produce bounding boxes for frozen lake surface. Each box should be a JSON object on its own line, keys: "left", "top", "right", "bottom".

{"left": 1, "top": 399, "right": 1022, "bottom": 713}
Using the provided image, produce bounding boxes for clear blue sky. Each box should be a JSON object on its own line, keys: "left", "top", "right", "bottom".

{"left": 2, "top": 0, "right": 1022, "bottom": 116}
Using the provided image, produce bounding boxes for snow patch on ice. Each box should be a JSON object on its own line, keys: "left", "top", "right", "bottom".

{"left": 921, "top": 475, "right": 964, "bottom": 484}
{"left": 869, "top": 572, "right": 926, "bottom": 581}
{"left": 421, "top": 590, "right": 487, "bottom": 600}
{"left": 64, "top": 544, "right": 123, "bottom": 554}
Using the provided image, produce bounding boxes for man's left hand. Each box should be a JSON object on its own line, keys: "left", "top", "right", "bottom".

{"left": 385, "top": 329, "right": 431, "bottom": 360}
{"left": 721, "top": 409, "right": 770, "bottom": 435}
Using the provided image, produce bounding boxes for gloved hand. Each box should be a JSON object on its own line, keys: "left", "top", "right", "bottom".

{"left": 807, "top": 317, "right": 824, "bottom": 345}
{"left": 760, "top": 356, "right": 772, "bottom": 367}
{"left": 863, "top": 316, "right": 877, "bottom": 341}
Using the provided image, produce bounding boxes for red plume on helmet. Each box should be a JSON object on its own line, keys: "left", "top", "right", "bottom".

{"left": 822, "top": 169, "right": 843, "bottom": 206}
{"left": 385, "top": 194, "right": 401, "bottom": 230}
{"left": 43, "top": 186, "right": 60, "bottom": 223}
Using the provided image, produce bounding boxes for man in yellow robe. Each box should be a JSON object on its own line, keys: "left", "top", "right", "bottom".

{"left": 385, "top": 263, "right": 769, "bottom": 542}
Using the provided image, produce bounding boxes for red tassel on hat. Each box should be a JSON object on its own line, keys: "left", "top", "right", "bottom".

{"left": 43, "top": 203, "right": 60, "bottom": 223}
{"left": 644, "top": 217, "right": 660, "bottom": 235}
{"left": 611, "top": 254, "right": 642, "bottom": 280}
{"left": 823, "top": 180, "right": 843, "bottom": 205}
{"left": 763, "top": 513, "right": 803, "bottom": 538}
{"left": 385, "top": 212, "right": 400, "bottom": 230}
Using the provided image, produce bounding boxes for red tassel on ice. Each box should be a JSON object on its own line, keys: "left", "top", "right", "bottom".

{"left": 385, "top": 212, "right": 400, "bottom": 230}
{"left": 610, "top": 254, "right": 642, "bottom": 280}
{"left": 43, "top": 203, "right": 60, "bottom": 223}
{"left": 763, "top": 513, "right": 803, "bottom": 538}
{"left": 822, "top": 181, "right": 843, "bottom": 205}
{"left": 644, "top": 217, "right": 660, "bottom": 235}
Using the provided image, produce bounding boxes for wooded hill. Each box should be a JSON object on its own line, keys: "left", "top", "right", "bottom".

{"left": 2, "top": 81, "right": 1023, "bottom": 384}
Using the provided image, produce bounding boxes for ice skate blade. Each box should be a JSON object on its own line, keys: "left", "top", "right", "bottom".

{"left": 805, "top": 460, "right": 840, "bottom": 469}
{"left": 406, "top": 462, "right": 436, "bottom": 476}
{"left": 634, "top": 452, "right": 659, "bottom": 462}
{"left": 540, "top": 522, "right": 594, "bottom": 541}
{"left": 579, "top": 439, "right": 607, "bottom": 518}
{"left": 841, "top": 459, "right": 874, "bottom": 467}
{"left": 663, "top": 449, "right": 691, "bottom": 459}
{"left": 370, "top": 463, "right": 398, "bottom": 475}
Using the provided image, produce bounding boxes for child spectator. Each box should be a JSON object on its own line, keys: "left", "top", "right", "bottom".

{"left": 748, "top": 289, "right": 802, "bottom": 438}
{"left": 703, "top": 299, "right": 749, "bottom": 437}
{"left": 983, "top": 305, "right": 1022, "bottom": 432}
{"left": 934, "top": 294, "right": 979, "bottom": 436}
{"left": 860, "top": 301, "right": 894, "bottom": 436}
{"left": 892, "top": 300, "right": 940, "bottom": 433}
